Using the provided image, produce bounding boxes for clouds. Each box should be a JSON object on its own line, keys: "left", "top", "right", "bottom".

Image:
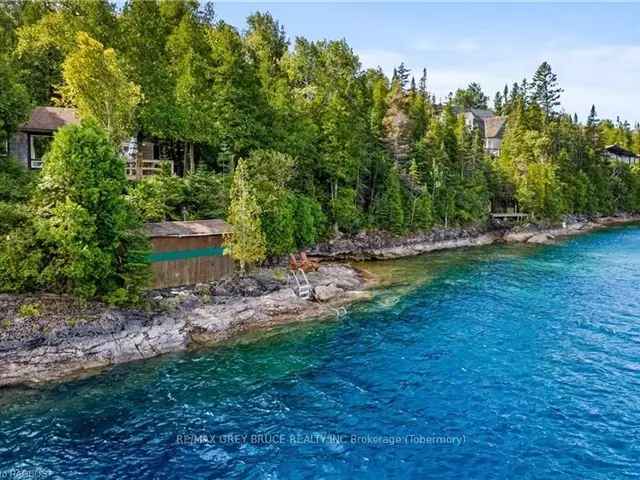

{"left": 217, "top": 2, "right": 640, "bottom": 123}
{"left": 414, "top": 38, "right": 481, "bottom": 54}
{"left": 545, "top": 45, "right": 640, "bottom": 121}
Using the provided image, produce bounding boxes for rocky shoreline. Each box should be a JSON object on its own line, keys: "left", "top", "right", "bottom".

{"left": 310, "top": 214, "right": 640, "bottom": 260}
{"left": 1, "top": 213, "right": 638, "bottom": 388}
{"left": 0, "top": 265, "right": 370, "bottom": 388}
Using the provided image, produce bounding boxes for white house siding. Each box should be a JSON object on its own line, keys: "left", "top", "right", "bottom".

{"left": 605, "top": 152, "right": 638, "bottom": 166}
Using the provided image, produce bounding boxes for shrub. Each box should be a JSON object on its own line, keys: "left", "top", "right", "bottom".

{"left": 294, "top": 195, "right": 327, "bottom": 248}
{"left": 183, "top": 168, "right": 229, "bottom": 220}
{"left": 0, "top": 121, "right": 151, "bottom": 304}
{"left": 127, "top": 163, "right": 187, "bottom": 222}
{"left": 18, "top": 302, "right": 41, "bottom": 318}
{"left": 0, "top": 156, "right": 35, "bottom": 203}
{"left": 262, "top": 193, "right": 296, "bottom": 257}
{"left": 0, "top": 201, "right": 31, "bottom": 236}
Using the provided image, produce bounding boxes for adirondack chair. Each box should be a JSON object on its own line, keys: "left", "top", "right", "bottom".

{"left": 289, "top": 253, "right": 301, "bottom": 271}
{"left": 300, "top": 252, "right": 320, "bottom": 271}
{"left": 289, "top": 252, "right": 319, "bottom": 273}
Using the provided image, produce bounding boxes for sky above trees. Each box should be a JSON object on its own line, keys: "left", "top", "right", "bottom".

{"left": 215, "top": 1, "right": 640, "bottom": 124}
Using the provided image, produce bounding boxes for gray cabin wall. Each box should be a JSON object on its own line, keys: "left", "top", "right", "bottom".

{"left": 8, "top": 132, "right": 29, "bottom": 169}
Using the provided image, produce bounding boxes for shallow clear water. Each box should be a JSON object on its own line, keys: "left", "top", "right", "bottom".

{"left": 2, "top": 226, "right": 640, "bottom": 479}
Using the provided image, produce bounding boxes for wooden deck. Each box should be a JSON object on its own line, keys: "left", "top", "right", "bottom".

{"left": 491, "top": 212, "right": 530, "bottom": 220}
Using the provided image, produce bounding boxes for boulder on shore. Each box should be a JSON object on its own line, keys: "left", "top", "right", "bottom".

{"left": 313, "top": 284, "right": 343, "bottom": 302}
{"left": 527, "top": 233, "right": 555, "bottom": 244}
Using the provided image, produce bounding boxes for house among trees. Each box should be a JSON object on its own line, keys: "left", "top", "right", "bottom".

{"left": 7, "top": 106, "right": 196, "bottom": 179}
{"left": 604, "top": 144, "right": 639, "bottom": 166}
{"left": 8, "top": 107, "right": 80, "bottom": 170}
{"left": 460, "top": 108, "right": 507, "bottom": 156}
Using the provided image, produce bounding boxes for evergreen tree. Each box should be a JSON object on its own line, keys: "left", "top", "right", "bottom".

{"left": 532, "top": 61, "right": 563, "bottom": 117}
{"left": 494, "top": 92, "right": 503, "bottom": 115}
{"left": 418, "top": 68, "right": 428, "bottom": 97}
{"left": 510, "top": 82, "right": 520, "bottom": 104}
{"left": 244, "top": 149, "right": 297, "bottom": 256}
{"left": 411, "top": 192, "right": 433, "bottom": 230}
{"left": 224, "top": 158, "right": 266, "bottom": 273}
{"left": 395, "top": 62, "right": 410, "bottom": 89}
{"left": 376, "top": 166, "right": 405, "bottom": 234}
{"left": 453, "top": 82, "right": 489, "bottom": 110}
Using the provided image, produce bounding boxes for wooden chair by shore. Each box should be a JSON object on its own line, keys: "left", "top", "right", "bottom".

{"left": 289, "top": 252, "right": 319, "bottom": 273}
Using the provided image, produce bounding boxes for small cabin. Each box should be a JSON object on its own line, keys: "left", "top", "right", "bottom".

{"left": 8, "top": 106, "right": 80, "bottom": 169}
{"left": 604, "top": 144, "right": 639, "bottom": 166}
{"left": 145, "top": 219, "right": 234, "bottom": 289}
{"left": 7, "top": 106, "right": 196, "bottom": 179}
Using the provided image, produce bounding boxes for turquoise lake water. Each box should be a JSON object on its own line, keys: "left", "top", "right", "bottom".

{"left": 1, "top": 226, "right": 640, "bottom": 479}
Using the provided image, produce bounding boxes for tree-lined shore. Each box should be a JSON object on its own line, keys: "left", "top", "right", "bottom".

{"left": 1, "top": 1, "right": 639, "bottom": 304}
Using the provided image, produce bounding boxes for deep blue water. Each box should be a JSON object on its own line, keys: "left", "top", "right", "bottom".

{"left": 2, "top": 226, "right": 640, "bottom": 479}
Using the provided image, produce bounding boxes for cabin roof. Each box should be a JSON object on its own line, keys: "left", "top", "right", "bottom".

{"left": 484, "top": 116, "right": 507, "bottom": 138}
{"left": 19, "top": 107, "right": 80, "bottom": 133}
{"left": 468, "top": 108, "right": 496, "bottom": 119}
{"left": 144, "top": 219, "right": 232, "bottom": 238}
{"left": 605, "top": 144, "right": 638, "bottom": 158}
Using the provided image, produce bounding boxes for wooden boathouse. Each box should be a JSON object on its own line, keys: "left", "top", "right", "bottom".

{"left": 145, "top": 220, "right": 234, "bottom": 288}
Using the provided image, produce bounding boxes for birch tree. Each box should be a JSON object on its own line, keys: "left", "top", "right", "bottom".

{"left": 60, "top": 32, "right": 141, "bottom": 145}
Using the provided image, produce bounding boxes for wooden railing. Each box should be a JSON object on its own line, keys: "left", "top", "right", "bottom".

{"left": 126, "top": 159, "right": 173, "bottom": 180}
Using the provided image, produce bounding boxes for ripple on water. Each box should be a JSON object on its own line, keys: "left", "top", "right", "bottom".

{"left": 1, "top": 226, "right": 640, "bottom": 479}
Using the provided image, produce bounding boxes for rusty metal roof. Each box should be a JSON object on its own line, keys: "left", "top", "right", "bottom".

{"left": 19, "top": 107, "right": 80, "bottom": 132}
{"left": 145, "top": 219, "right": 232, "bottom": 238}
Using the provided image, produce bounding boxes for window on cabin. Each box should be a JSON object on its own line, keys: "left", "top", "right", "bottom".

{"left": 29, "top": 134, "right": 53, "bottom": 169}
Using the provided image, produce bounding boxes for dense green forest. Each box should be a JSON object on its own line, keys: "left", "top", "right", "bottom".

{"left": 1, "top": 0, "right": 640, "bottom": 301}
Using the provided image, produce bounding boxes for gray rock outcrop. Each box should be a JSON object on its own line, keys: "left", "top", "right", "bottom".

{"left": 0, "top": 264, "right": 366, "bottom": 388}
{"left": 527, "top": 233, "right": 555, "bottom": 244}
{"left": 313, "top": 284, "right": 343, "bottom": 302}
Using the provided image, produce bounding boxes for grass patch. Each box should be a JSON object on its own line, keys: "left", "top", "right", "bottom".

{"left": 18, "top": 302, "right": 41, "bottom": 318}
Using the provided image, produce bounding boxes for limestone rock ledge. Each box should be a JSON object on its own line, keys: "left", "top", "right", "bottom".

{"left": 0, "top": 265, "right": 368, "bottom": 388}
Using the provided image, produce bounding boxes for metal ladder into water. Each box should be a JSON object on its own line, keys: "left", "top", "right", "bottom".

{"left": 290, "top": 269, "right": 312, "bottom": 299}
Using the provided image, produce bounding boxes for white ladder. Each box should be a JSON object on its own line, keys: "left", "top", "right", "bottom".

{"left": 290, "top": 269, "right": 312, "bottom": 299}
